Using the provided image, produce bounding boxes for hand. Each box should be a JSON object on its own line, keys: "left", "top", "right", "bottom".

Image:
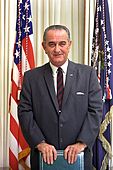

{"left": 64, "top": 142, "right": 87, "bottom": 164}
{"left": 37, "top": 142, "right": 57, "bottom": 164}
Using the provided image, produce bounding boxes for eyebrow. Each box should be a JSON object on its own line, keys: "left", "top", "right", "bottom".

{"left": 48, "top": 41, "right": 67, "bottom": 44}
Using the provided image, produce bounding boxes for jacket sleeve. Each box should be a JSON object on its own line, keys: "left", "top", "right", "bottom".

{"left": 18, "top": 72, "right": 45, "bottom": 149}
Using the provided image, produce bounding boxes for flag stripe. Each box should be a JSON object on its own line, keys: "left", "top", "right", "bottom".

{"left": 10, "top": 132, "right": 18, "bottom": 158}
{"left": 12, "top": 64, "right": 19, "bottom": 86}
{"left": 9, "top": 149, "right": 18, "bottom": 170}
{"left": 11, "top": 80, "right": 19, "bottom": 103}
{"left": 21, "top": 50, "right": 30, "bottom": 75}
{"left": 10, "top": 114, "right": 19, "bottom": 142}
{"left": 10, "top": 97, "right": 18, "bottom": 123}
{"left": 22, "top": 36, "right": 35, "bottom": 69}
{"left": 18, "top": 126, "right": 29, "bottom": 150}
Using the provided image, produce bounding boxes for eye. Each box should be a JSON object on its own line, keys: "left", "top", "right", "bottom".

{"left": 48, "top": 42, "right": 56, "bottom": 48}
{"left": 59, "top": 41, "right": 66, "bottom": 47}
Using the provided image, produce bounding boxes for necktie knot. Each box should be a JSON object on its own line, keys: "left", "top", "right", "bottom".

{"left": 57, "top": 67, "right": 63, "bottom": 73}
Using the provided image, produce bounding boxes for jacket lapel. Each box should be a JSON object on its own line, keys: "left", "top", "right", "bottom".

{"left": 44, "top": 63, "right": 59, "bottom": 112}
{"left": 62, "top": 61, "right": 78, "bottom": 109}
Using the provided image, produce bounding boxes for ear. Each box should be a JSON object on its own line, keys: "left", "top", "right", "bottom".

{"left": 42, "top": 42, "right": 48, "bottom": 54}
{"left": 69, "top": 41, "right": 72, "bottom": 47}
{"left": 42, "top": 42, "right": 46, "bottom": 50}
{"left": 68, "top": 41, "right": 72, "bottom": 51}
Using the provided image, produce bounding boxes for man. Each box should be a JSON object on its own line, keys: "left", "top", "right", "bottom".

{"left": 18, "top": 25, "right": 102, "bottom": 170}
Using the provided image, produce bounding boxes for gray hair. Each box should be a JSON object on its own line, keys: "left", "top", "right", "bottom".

{"left": 43, "top": 25, "right": 71, "bottom": 42}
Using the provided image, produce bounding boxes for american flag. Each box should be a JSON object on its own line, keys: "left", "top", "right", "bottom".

{"left": 9, "top": 0, "right": 35, "bottom": 169}
{"left": 91, "top": 0, "right": 113, "bottom": 169}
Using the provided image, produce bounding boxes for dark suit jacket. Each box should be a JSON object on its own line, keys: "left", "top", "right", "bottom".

{"left": 18, "top": 60, "right": 102, "bottom": 170}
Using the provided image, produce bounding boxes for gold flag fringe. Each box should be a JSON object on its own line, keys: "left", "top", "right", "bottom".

{"left": 99, "top": 105, "right": 113, "bottom": 169}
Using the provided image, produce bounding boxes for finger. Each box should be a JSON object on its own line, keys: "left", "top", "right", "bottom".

{"left": 46, "top": 149, "right": 51, "bottom": 164}
{"left": 46, "top": 146, "right": 56, "bottom": 164}
{"left": 64, "top": 147, "right": 69, "bottom": 160}
{"left": 70, "top": 149, "right": 77, "bottom": 164}
{"left": 74, "top": 154, "right": 78, "bottom": 163}
{"left": 43, "top": 152, "right": 47, "bottom": 163}
{"left": 48, "top": 146, "right": 57, "bottom": 164}
{"left": 52, "top": 146, "right": 57, "bottom": 161}
{"left": 67, "top": 147, "right": 73, "bottom": 164}
{"left": 49, "top": 149, "right": 54, "bottom": 164}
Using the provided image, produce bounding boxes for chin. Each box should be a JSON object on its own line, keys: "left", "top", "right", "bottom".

{"left": 53, "top": 61, "right": 65, "bottom": 67}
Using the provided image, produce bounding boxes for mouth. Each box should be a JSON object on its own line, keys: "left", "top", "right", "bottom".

{"left": 53, "top": 53, "right": 62, "bottom": 57}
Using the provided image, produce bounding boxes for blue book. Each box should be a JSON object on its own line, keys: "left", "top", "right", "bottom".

{"left": 39, "top": 150, "right": 84, "bottom": 170}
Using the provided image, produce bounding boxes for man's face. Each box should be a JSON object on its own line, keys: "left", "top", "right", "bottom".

{"left": 42, "top": 29, "right": 72, "bottom": 67}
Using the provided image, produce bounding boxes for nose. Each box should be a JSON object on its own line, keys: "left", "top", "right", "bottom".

{"left": 54, "top": 44, "right": 60, "bottom": 53}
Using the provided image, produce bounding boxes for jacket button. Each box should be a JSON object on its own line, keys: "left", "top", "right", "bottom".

{"left": 60, "top": 123, "right": 63, "bottom": 127}
{"left": 60, "top": 138, "right": 63, "bottom": 143}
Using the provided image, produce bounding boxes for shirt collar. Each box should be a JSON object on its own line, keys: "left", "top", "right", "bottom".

{"left": 50, "top": 60, "right": 68, "bottom": 75}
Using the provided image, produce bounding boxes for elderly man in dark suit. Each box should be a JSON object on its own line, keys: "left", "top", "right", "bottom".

{"left": 18, "top": 25, "right": 102, "bottom": 170}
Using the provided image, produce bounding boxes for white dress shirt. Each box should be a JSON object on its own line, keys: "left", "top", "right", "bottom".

{"left": 50, "top": 60, "right": 68, "bottom": 94}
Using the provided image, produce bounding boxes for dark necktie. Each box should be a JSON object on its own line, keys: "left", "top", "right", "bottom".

{"left": 57, "top": 67, "right": 64, "bottom": 110}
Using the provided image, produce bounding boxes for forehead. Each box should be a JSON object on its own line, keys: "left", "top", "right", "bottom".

{"left": 46, "top": 29, "right": 69, "bottom": 42}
